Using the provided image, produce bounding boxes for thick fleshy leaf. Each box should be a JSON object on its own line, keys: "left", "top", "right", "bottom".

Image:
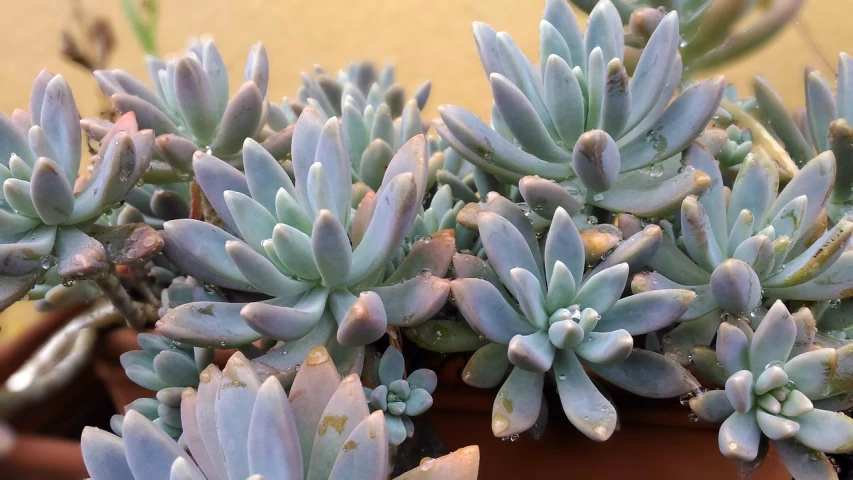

{"left": 518, "top": 176, "right": 583, "bottom": 220}
{"left": 288, "top": 345, "right": 341, "bottom": 470}
{"left": 553, "top": 349, "right": 616, "bottom": 441}
{"left": 0, "top": 225, "right": 56, "bottom": 276}
{"left": 543, "top": 55, "right": 584, "bottom": 148}
{"left": 689, "top": 390, "right": 736, "bottom": 423}
{"left": 619, "top": 77, "right": 725, "bottom": 171}
{"left": 384, "top": 229, "right": 455, "bottom": 284}
{"left": 226, "top": 240, "right": 311, "bottom": 298}
{"left": 764, "top": 219, "right": 853, "bottom": 288}
{"left": 348, "top": 173, "right": 418, "bottom": 284}
{"left": 156, "top": 300, "right": 264, "bottom": 348}
{"left": 585, "top": 349, "right": 700, "bottom": 398}
{"left": 572, "top": 130, "right": 619, "bottom": 192}
{"left": 243, "top": 138, "right": 297, "bottom": 214}
{"left": 179, "top": 389, "right": 226, "bottom": 480}
{"left": 272, "top": 223, "right": 321, "bottom": 280}
{"left": 587, "top": 224, "right": 662, "bottom": 277}
{"left": 451, "top": 278, "right": 537, "bottom": 344}
{"left": 216, "top": 352, "right": 261, "bottom": 480}
{"left": 596, "top": 289, "right": 694, "bottom": 335}
{"left": 591, "top": 167, "right": 711, "bottom": 218}
{"left": 312, "top": 210, "right": 352, "bottom": 287}
{"left": 479, "top": 210, "right": 544, "bottom": 288}
{"left": 405, "top": 319, "right": 489, "bottom": 354}
{"left": 80, "top": 428, "right": 134, "bottom": 480}
{"left": 247, "top": 377, "right": 303, "bottom": 480}
{"left": 373, "top": 275, "right": 450, "bottom": 327}
{"left": 794, "top": 409, "right": 853, "bottom": 453}
{"left": 750, "top": 301, "right": 796, "bottom": 375}
{"left": 462, "top": 343, "right": 511, "bottom": 388}
{"left": 40, "top": 75, "right": 81, "bottom": 185}
{"left": 574, "top": 263, "right": 628, "bottom": 314}
{"left": 333, "top": 290, "right": 388, "bottom": 347}
{"left": 784, "top": 348, "right": 837, "bottom": 395}
{"left": 241, "top": 288, "right": 328, "bottom": 341}
{"left": 492, "top": 367, "right": 544, "bottom": 437}
{"left": 123, "top": 410, "right": 195, "bottom": 479}
{"left": 507, "top": 331, "right": 555, "bottom": 373}
{"left": 710, "top": 259, "right": 762, "bottom": 315}
{"left": 774, "top": 437, "right": 838, "bottom": 480}
{"left": 763, "top": 250, "right": 853, "bottom": 300}
{"left": 756, "top": 410, "right": 800, "bottom": 441}
{"left": 163, "top": 219, "right": 252, "bottom": 291}
{"left": 210, "top": 82, "right": 264, "bottom": 156}
{"left": 174, "top": 57, "right": 218, "bottom": 145}
{"left": 719, "top": 411, "right": 761, "bottom": 462}
{"left": 717, "top": 322, "right": 750, "bottom": 377}
{"left": 754, "top": 76, "right": 816, "bottom": 165}
{"left": 55, "top": 226, "right": 108, "bottom": 279}
{"left": 725, "top": 370, "right": 754, "bottom": 413}
{"left": 306, "top": 374, "right": 370, "bottom": 480}
{"left": 328, "top": 411, "right": 389, "bottom": 480}
{"left": 574, "top": 329, "right": 633, "bottom": 365}
{"left": 29, "top": 157, "right": 74, "bottom": 224}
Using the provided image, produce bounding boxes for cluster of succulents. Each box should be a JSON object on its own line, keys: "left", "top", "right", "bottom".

{"left": 3, "top": 0, "right": 853, "bottom": 479}
{"left": 83, "top": 347, "right": 480, "bottom": 480}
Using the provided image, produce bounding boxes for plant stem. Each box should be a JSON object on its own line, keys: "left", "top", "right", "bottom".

{"left": 94, "top": 271, "right": 157, "bottom": 329}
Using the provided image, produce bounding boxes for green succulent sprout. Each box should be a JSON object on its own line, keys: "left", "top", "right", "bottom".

{"left": 436, "top": 0, "right": 723, "bottom": 220}
{"left": 82, "top": 347, "right": 480, "bottom": 480}
{"left": 633, "top": 142, "right": 853, "bottom": 364}
{"left": 451, "top": 201, "right": 699, "bottom": 440}
{"left": 0, "top": 72, "right": 155, "bottom": 310}
{"left": 689, "top": 301, "right": 853, "bottom": 478}
{"left": 365, "top": 346, "right": 436, "bottom": 446}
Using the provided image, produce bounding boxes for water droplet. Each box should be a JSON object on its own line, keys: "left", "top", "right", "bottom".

{"left": 220, "top": 341, "right": 226, "bottom": 347}
{"left": 728, "top": 441, "right": 738, "bottom": 451}
{"left": 509, "top": 434, "right": 519, "bottom": 442}
{"left": 420, "top": 268, "right": 432, "bottom": 277}
{"left": 679, "top": 392, "right": 695, "bottom": 406}
{"left": 420, "top": 459, "right": 436, "bottom": 471}
{"left": 558, "top": 374, "right": 566, "bottom": 381}
{"left": 807, "top": 450, "right": 821, "bottom": 461}
{"left": 61, "top": 278, "right": 76, "bottom": 288}
{"left": 592, "top": 193, "right": 604, "bottom": 202}
{"left": 688, "top": 413, "right": 699, "bottom": 423}
{"left": 586, "top": 215, "right": 598, "bottom": 225}
{"left": 765, "top": 361, "right": 785, "bottom": 370}
{"left": 600, "top": 406, "right": 608, "bottom": 412}
{"left": 583, "top": 415, "right": 590, "bottom": 421}
{"left": 829, "top": 299, "right": 841, "bottom": 309}
{"left": 136, "top": 178, "right": 145, "bottom": 187}
{"left": 39, "top": 254, "right": 56, "bottom": 270}
{"left": 649, "top": 164, "right": 664, "bottom": 178}
{"left": 374, "top": 351, "right": 382, "bottom": 359}
{"left": 295, "top": 363, "right": 302, "bottom": 371}
{"left": 687, "top": 354, "right": 694, "bottom": 365}
{"left": 421, "top": 235, "right": 433, "bottom": 244}
{"left": 19, "top": 294, "right": 29, "bottom": 302}
{"left": 662, "top": 335, "right": 674, "bottom": 345}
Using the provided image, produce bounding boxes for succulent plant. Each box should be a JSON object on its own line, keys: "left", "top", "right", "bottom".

{"left": 689, "top": 301, "right": 853, "bottom": 478}
{"left": 633, "top": 143, "right": 853, "bottom": 364}
{"left": 571, "top": 0, "right": 805, "bottom": 72}
{"left": 435, "top": 0, "right": 724, "bottom": 219}
{"left": 294, "top": 60, "right": 431, "bottom": 121}
{"left": 0, "top": 71, "right": 155, "bottom": 309}
{"left": 748, "top": 54, "right": 853, "bottom": 223}
{"left": 365, "top": 346, "right": 437, "bottom": 446}
{"left": 82, "top": 347, "right": 481, "bottom": 480}
{"left": 155, "top": 111, "right": 451, "bottom": 380}
{"left": 451, "top": 202, "right": 699, "bottom": 440}
{"left": 92, "top": 37, "right": 288, "bottom": 180}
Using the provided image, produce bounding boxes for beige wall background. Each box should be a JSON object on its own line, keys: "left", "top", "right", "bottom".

{"left": 0, "top": 0, "right": 851, "bottom": 340}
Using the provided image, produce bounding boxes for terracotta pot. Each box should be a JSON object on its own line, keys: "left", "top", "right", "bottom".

{"left": 0, "top": 307, "right": 112, "bottom": 480}
{"left": 425, "top": 356, "right": 792, "bottom": 480}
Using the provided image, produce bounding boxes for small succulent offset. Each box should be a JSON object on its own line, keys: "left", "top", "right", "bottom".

{"left": 436, "top": 0, "right": 723, "bottom": 219}
{"left": 365, "top": 347, "right": 437, "bottom": 446}
{"left": 634, "top": 144, "right": 853, "bottom": 363}
{"left": 689, "top": 301, "right": 853, "bottom": 478}
{"left": 452, "top": 204, "right": 699, "bottom": 440}
{"left": 82, "top": 347, "right": 480, "bottom": 480}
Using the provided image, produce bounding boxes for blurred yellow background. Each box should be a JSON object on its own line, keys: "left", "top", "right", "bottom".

{"left": 0, "top": 0, "right": 850, "bottom": 341}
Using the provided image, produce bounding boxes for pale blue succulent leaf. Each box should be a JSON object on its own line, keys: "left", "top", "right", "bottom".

{"left": 216, "top": 352, "right": 262, "bottom": 480}
{"left": 794, "top": 408, "right": 853, "bottom": 453}
{"left": 596, "top": 289, "right": 695, "bottom": 335}
{"left": 689, "top": 390, "right": 736, "bottom": 423}
{"left": 241, "top": 287, "right": 329, "bottom": 341}
{"left": 773, "top": 438, "right": 838, "bottom": 480}
{"left": 379, "top": 346, "right": 405, "bottom": 385}
{"left": 749, "top": 301, "right": 796, "bottom": 375}
{"left": 162, "top": 219, "right": 252, "bottom": 291}
{"left": 328, "top": 412, "right": 389, "bottom": 478}
{"left": 574, "top": 263, "right": 628, "bottom": 314}
{"left": 192, "top": 152, "right": 249, "bottom": 232}
{"left": 451, "top": 278, "right": 538, "bottom": 344}
{"left": 407, "top": 369, "right": 438, "bottom": 395}
{"left": 492, "top": 366, "right": 544, "bottom": 437}
{"left": 123, "top": 410, "right": 195, "bottom": 479}
{"left": 585, "top": 348, "right": 700, "bottom": 398}
{"left": 80, "top": 427, "right": 135, "bottom": 480}
{"left": 553, "top": 349, "right": 616, "bottom": 441}
{"left": 718, "top": 411, "right": 761, "bottom": 462}
{"left": 247, "top": 377, "right": 303, "bottom": 480}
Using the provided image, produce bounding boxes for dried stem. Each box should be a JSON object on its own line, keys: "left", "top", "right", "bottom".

{"left": 189, "top": 180, "right": 203, "bottom": 220}
{"left": 719, "top": 98, "right": 800, "bottom": 181}
{"left": 0, "top": 300, "right": 123, "bottom": 417}
{"left": 94, "top": 271, "right": 158, "bottom": 329}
